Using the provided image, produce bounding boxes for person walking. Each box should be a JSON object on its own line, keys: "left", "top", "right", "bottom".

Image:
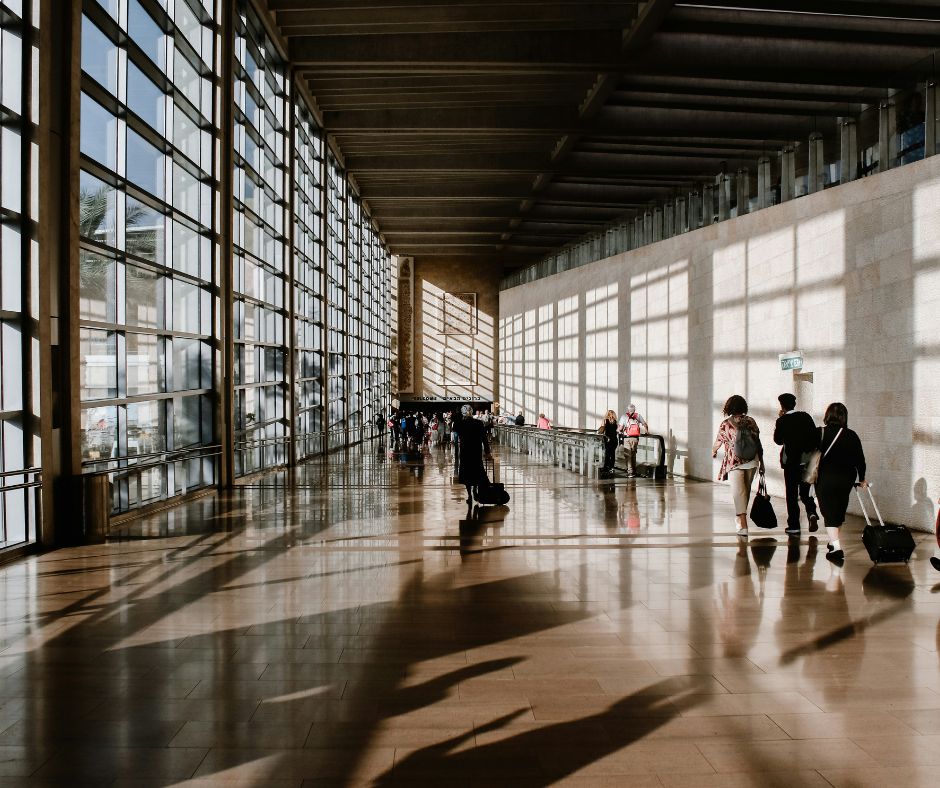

{"left": 452, "top": 404, "right": 491, "bottom": 505}
{"left": 815, "top": 402, "right": 867, "bottom": 565}
{"left": 773, "top": 392, "right": 821, "bottom": 537}
{"left": 712, "top": 395, "right": 765, "bottom": 537}
{"left": 599, "top": 409, "right": 619, "bottom": 476}
{"left": 537, "top": 413, "right": 551, "bottom": 429}
{"left": 514, "top": 411, "right": 525, "bottom": 426}
{"left": 618, "top": 404, "right": 648, "bottom": 478}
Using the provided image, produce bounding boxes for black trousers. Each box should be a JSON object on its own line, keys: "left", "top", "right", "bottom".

{"left": 783, "top": 464, "right": 817, "bottom": 529}
{"left": 603, "top": 439, "right": 617, "bottom": 471}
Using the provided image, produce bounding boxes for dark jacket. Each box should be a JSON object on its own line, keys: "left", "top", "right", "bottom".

{"left": 818, "top": 424, "right": 866, "bottom": 482}
{"left": 773, "top": 410, "right": 820, "bottom": 468}
{"left": 514, "top": 414, "right": 525, "bottom": 426}
{"left": 454, "top": 417, "right": 490, "bottom": 485}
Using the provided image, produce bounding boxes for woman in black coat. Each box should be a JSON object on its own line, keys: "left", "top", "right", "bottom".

{"left": 599, "top": 409, "right": 619, "bottom": 475}
{"left": 815, "top": 402, "right": 867, "bottom": 565}
{"left": 453, "top": 404, "right": 491, "bottom": 504}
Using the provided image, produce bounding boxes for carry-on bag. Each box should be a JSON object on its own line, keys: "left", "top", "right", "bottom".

{"left": 858, "top": 485, "right": 915, "bottom": 564}
{"left": 476, "top": 481, "right": 510, "bottom": 506}
{"left": 749, "top": 473, "right": 778, "bottom": 529}
{"left": 476, "top": 457, "right": 510, "bottom": 506}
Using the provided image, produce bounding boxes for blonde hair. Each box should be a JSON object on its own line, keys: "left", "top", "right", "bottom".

{"left": 605, "top": 409, "right": 617, "bottom": 422}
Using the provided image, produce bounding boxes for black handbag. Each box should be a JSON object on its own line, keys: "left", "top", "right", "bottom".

{"left": 749, "top": 473, "right": 777, "bottom": 529}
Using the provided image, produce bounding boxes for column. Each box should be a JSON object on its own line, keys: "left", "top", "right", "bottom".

{"left": 807, "top": 131, "right": 824, "bottom": 193}
{"left": 643, "top": 210, "right": 653, "bottom": 244}
{"left": 925, "top": 81, "right": 938, "bottom": 157}
{"left": 756, "top": 156, "right": 772, "bottom": 209}
{"left": 735, "top": 168, "right": 750, "bottom": 216}
{"left": 663, "top": 203, "right": 673, "bottom": 239}
{"left": 717, "top": 174, "right": 732, "bottom": 221}
{"left": 878, "top": 97, "right": 897, "bottom": 173}
{"left": 675, "top": 196, "right": 687, "bottom": 235}
{"left": 634, "top": 214, "right": 644, "bottom": 247}
{"left": 688, "top": 190, "right": 702, "bottom": 229}
{"left": 702, "top": 184, "right": 715, "bottom": 226}
{"left": 840, "top": 118, "right": 858, "bottom": 183}
{"left": 779, "top": 145, "right": 796, "bottom": 202}
{"left": 653, "top": 206, "right": 664, "bottom": 241}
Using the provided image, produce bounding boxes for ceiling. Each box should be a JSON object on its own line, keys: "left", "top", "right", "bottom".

{"left": 267, "top": 0, "right": 940, "bottom": 271}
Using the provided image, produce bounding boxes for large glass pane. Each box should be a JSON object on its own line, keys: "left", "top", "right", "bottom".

{"left": 81, "top": 17, "right": 118, "bottom": 94}
{"left": 79, "top": 170, "right": 118, "bottom": 247}
{"left": 80, "top": 328, "right": 117, "bottom": 400}
{"left": 126, "top": 196, "right": 165, "bottom": 263}
{"left": 81, "top": 405, "right": 117, "bottom": 461}
{"left": 80, "top": 94, "right": 118, "bottom": 170}
{"left": 126, "top": 332, "right": 162, "bottom": 396}
{"left": 127, "top": 61, "right": 163, "bottom": 131}
{"left": 79, "top": 251, "right": 116, "bottom": 323}
{"left": 126, "top": 128, "right": 164, "bottom": 198}
{"left": 125, "top": 263, "right": 163, "bottom": 328}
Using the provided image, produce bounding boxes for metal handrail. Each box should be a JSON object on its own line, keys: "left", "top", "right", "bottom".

{"left": 0, "top": 467, "right": 42, "bottom": 493}
{"left": 83, "top": 446, "right": 222, "bottom": 477}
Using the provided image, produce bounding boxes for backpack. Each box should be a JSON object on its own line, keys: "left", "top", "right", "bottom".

{"left": 626, "top": 415, "right": 641, "bottom": 438}
{"left": 733, "top": 419, "right": 759, "bottom": 462}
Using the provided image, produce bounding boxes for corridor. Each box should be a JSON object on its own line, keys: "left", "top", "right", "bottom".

{"left": 1, "top": 443, "right": 939, "bottom": 787}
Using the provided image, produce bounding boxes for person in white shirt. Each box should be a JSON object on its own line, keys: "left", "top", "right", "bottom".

{"left": 618, "top": 404, "right": 648, "bottom": 477}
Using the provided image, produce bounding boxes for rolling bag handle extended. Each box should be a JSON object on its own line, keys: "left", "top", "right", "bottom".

{"left": 854, "top": 483, "right": 885, "bottom": 528}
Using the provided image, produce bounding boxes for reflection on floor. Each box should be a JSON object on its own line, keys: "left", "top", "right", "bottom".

{"left": 1, "top": 441, "right": 939, "bottom": 787}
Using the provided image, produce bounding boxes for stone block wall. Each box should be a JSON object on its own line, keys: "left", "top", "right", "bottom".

{"left": 499, "top": 156, "right": 940, "bottom": 531}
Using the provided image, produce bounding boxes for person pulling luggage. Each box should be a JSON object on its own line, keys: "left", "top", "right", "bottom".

{"left": 618, "top": 405, "right": 648, "bottom": 478}
{"left": 814, "top": 402, "right": 867, "bottom": 566}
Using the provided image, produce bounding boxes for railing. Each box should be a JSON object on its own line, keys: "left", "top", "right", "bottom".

{"left": 495, "top": 425, "right": 606, "bottom": 478}
{"left": 0, "top": 467, "right": 42, "bottom": 550}
{"left": 83, "top": 444, "right": 221, "bottom": 515}
{"left": 495, "top": 426, "right": 668, "bottom": 479}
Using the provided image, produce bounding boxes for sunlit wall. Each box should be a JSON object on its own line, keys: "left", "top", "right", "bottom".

{"left": 500, "top": 155, "right": 940, "bottom": 530}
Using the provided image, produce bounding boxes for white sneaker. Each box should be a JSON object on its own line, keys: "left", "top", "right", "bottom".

{"left": 736, "top": 527, "right": 748, "bottom": 537}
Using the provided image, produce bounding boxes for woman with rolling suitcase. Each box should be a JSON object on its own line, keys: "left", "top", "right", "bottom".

{"left": 814, "top": 402, "right": 867, "bottom": 565}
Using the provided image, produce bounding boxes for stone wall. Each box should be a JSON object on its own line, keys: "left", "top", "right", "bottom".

{"left": 499, "top": 156, "right": 940, "bottom": 531}
{"left": 404, "top": 258, "right": 501, "bottom": 402}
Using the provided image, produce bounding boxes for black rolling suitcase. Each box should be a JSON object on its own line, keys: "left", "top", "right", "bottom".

{"left": 476, "top": 457, "right": 510, "bottom": 506}
{"left": 858, "top": 485, "right": 915, "bottom": 564}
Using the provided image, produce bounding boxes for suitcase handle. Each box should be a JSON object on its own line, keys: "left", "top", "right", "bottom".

{"left": 854, "top": 483, "right": 885, "bottom": 528}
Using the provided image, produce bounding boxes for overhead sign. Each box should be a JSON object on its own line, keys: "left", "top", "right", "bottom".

{"left": 779, "top": 351, "right": 804, "bottom": 371}
{"left": 398, "top": 395, "right": 489, "bottom": 403}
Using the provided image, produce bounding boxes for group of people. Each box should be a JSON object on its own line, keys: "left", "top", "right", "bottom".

{"left": 598, "top": 404, "right": 649, "bottom": 477}
{"left": 713, "top": 392, "right": 867, "bottom": 565}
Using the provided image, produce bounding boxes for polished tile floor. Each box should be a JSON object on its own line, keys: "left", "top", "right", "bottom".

{"left": 2, "top": 441, "right": 940, "bottom": 787}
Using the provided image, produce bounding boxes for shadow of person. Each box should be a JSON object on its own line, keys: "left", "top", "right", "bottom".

{"left": 373, "top": 678, "right": 704, "bottom": 787}
{"left": 458, "top": 504, "right": 508, "bottom": 558}
{"left": 911, "top": 477, "right": 935, "bottom": 532}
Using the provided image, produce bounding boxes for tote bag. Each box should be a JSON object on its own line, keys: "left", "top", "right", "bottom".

{"left": 749, "top": 473, "right": 777, "bottom": 529}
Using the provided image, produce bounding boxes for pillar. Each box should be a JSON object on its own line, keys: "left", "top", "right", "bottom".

{"left": 688, "top": 190, "right": 701, "bottom": 229}
{"left": 756, "top": 156, "right": 772, "bottom": 209}
{"left": 878, "top": 98, "right": 897, "bottom": 173}
{"left": 702, "top": 184, "right": 715, "bottom": 226}
{"left": 735, "top": 168, "right": 749, "bottom": 216}
{"left": 779, "top": 146, "right": 796, "bottom": 202}
{"left": 926, "top": 81, "right": 938, "bottom": 157}
{"left": 675, "top": 196, "right": 687, "bottom": 235}
{"left": 717, "top": 174, "right": 732, "bottom": 221}
{"left": 643, "top": 210, "right": 653, "bottom": 244}
{"left": 655, "top": 205, "right": 665, "bottom": 241}
{"left": 634, "top": 214, "right": 644, "bottom": 247}
{"left": 840, "top": 118, "right": 858, "bottom": 183}
{"left": 807, "top": 131, "right": 825, "bottom": 194}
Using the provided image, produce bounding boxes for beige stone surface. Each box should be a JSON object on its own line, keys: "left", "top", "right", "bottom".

{"left": 500, "top": 156, "right": 940, "bottom": 530}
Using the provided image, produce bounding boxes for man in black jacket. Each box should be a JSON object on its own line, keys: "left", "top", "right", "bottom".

{"left": 773, "top": 393, "right": 820, "bottom": 537}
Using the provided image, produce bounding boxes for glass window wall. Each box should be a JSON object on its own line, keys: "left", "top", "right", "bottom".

{"left": 0, "top": 0, "right": 38, "bottom": 550}
{"left": 232, "top": 0, "right": 289, "bottom": 475}
{"left": 292, "top": 99, "right": 324, "bottom": 460}
{"left": 78, "top": 0, "right": 219, "bottom": 512}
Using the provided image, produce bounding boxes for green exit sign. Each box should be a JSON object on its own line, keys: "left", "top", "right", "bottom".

{"left": 779, "top": 352, "right": 804, "bottom": 371}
